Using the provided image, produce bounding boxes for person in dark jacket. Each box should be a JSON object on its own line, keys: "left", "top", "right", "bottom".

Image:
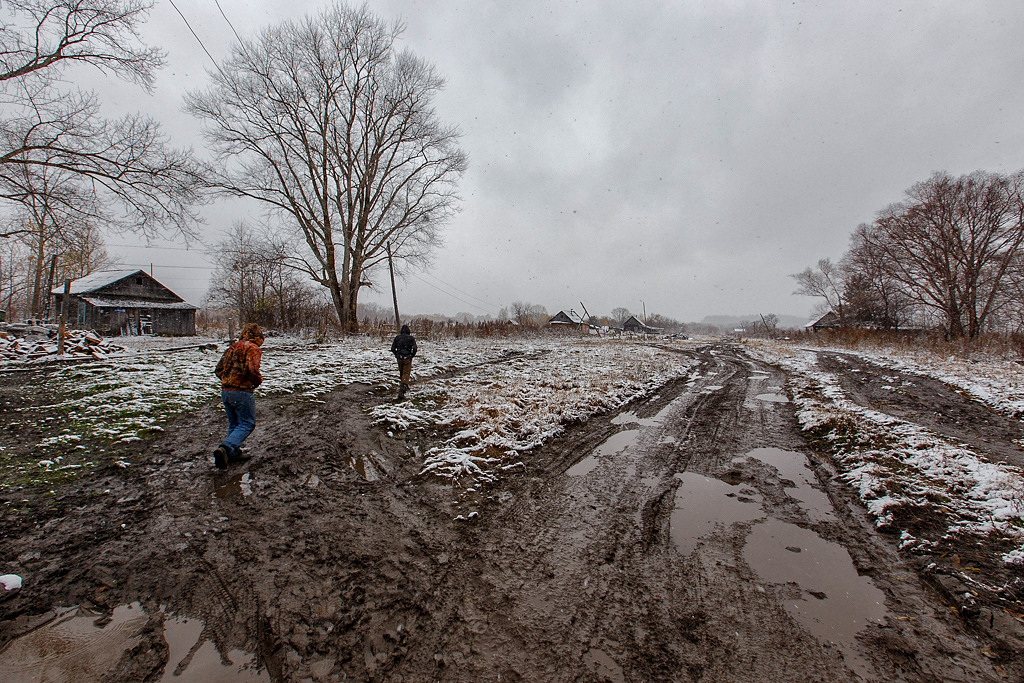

{"left": 390, "top": 324, "right": 417, "bottom": 399}
{"left": 213, "top": 323, "right": 264, "bottom": 469}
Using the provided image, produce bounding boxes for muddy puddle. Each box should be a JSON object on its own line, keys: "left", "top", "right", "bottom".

{"left": 214, "top": 473, "right": 252, "bottom": 499}
{"left": 670, "top": 472, "right": 765, "bottom": 554}
{"left": 346, "top": 454, "right": 380, "bottom": 481}
{"left": 0, "top": 603, "right": 148, "bottom": 682}
{"left": 738, "top": 448, "right": 836, "bottom": 523}
{"left": 161, "top": 614, "right": 269, "bottom": 682}
{"left": 744, "top": 517, "right": 887, "bottom": 679}
{"left": 0, "top": 603, "right": 269, "bottom": 683}
{"left": 754, "top": 392, "right": 789, "bottom": 403}
{"left": 567, "top": 429, "right": 640, "bottom": 477}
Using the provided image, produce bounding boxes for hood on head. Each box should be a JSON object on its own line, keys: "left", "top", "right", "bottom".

{"left": 241, "top": 323, "right": 264, "bottom": 343}
{"left": 400, "top": 324, "right": 411, "bottom": 335}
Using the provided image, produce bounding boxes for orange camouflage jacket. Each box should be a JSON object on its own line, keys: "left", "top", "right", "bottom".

{"left": 215, "top": 339, "right": 263, "bottom": 392}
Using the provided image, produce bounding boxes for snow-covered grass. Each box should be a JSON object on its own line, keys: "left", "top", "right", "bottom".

{"left": 370, "top": 338, "right": 698, "bottom": 482}
{"left": 747, "top": 340, "right": 1024, "bottom": 565}
{"left": 5, "top": 336, "right": 696, "bottom": 491}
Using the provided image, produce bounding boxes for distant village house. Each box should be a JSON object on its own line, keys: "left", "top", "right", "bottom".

{"left": 622, "top": 315, "right": 661, "bottom": 334}
{"left": 51, "top": 269, "right": 197, "bottom": 336}
{"left": 805, "top": 310, "right": 841, "bottom": 332}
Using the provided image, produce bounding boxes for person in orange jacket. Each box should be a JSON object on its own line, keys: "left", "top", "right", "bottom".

{"left": 213, "top": 323, "right": 264, "bottom": 469}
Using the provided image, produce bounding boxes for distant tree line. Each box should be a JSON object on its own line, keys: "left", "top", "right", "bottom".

{"left": 795, "top": 170, "right": 1024, "bottom": 339}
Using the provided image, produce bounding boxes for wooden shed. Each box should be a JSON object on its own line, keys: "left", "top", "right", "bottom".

{"left": 805, "top": 310, "right": 841, "bottom": 332}
{"left": 52, "top": 269, "right": 197, "bottom": 336}
{"left": 622, "top": 315, "right": 661, "bottom": 334}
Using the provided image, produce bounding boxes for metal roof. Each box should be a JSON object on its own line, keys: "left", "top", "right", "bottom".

{"left": 81, "top": 296, "right": 197, "bottom": 311}
{"left": 52, "top": 269, "right": 146, "bottom": 295}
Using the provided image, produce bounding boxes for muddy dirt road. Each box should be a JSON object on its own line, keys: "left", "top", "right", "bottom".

{"left": 0, "top": 342, "right": 1016, "bottom": 681}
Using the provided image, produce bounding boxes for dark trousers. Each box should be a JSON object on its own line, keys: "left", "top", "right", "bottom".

{"left": 220, "top": 390, "right": 256, "bottom": 456}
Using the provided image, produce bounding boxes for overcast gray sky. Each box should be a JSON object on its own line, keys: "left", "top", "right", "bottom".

{"left": 89, "top": 0, "right": 1024, "bottom": 323}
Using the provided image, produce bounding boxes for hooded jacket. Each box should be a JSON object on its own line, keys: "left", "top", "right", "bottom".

{"left": 215, "top": 324, "right": 264, "bottom": 391}
{"left": 391, "top": 325, "right": 417, "bottom": 360}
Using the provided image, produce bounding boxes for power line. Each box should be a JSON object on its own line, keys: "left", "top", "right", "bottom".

{"left": 406, "top": 272, "right": 494, "bottom": 315}
{"left": 118, "top": 263, "right": 215, "bottom": 270}
{"left": 167, "top": 0, "right": 229, "bottom": 79}
{"left": 106, "top": 243, "right": 207, "bottom": 253}
{"left": 214, "top": 0, "right": 247, "bottom": 47}
{"left": 417, "top": 271, "right": 500, "bottom": 311}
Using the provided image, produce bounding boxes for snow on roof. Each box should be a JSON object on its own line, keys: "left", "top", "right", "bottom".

{"left": 81, "top": 296, "right": 196, "bottom": 310}
{"left": 52, "top": 269, "right": 145, "bottom": 295}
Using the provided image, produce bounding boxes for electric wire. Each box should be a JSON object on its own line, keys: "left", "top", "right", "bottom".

{"left": 405, "top": 272, "right": 494, "bottom": 314}
{"left": 416, "top": 270, "right": 500, "bottom": 311}
{"left": 166, "top": 0, "right": 229, "bottom": 79}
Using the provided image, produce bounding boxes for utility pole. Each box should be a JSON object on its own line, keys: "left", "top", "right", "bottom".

{"left": 579, "top": 301, "right": 592, "bottom": 334}
{"left": 386, "top": 242, "right": 400, "bottom": 331}
{"left": 58, "top": 280, "right": 70, "bottom": 355}
{"left": 44, "top": 255, "right": 57, "bottom": 321}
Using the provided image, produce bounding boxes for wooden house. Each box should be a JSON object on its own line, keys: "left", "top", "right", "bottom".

{"left": 622, "top": 315, "right": 661, "bottom": 334}
{"left": 52, "top": 269, "right": 197, "bottom": 336}
{"left": 548, "top": 310, "right": 590, "bottom": 333}
{"left": 805, "top": 310, "right": 841, "bottom": 332}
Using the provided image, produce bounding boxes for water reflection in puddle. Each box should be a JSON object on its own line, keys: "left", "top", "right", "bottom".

{"left": 744, "top": 517, "right": 886, "bottom": 679}
{"left": 755, "top": 393, "right": 789, "bottom": 403}
{"left": 215, "top": 473, "right": 252, "bottom": 499}
{"left": 670, "top": 472, "right": 764, "bottom": 554}
{"left": 0, "top": 603, "right": 147, "bottom": 683}
{"left": 567, "top": 430, "right": 639, "bottom": 477}
{"left": 738, "top": 448, "right": 836, "bottom": 523}
{"left": 0, "top": 604, "right": 269, "bottom": 683}
{"left": 161, "top": 615, "right": 269, "bottom": 682}
{"left": 346, "top": 455, "right": 379, "bottom": 481}
{"left": 611, "top": 404, "right": 672, "bottom": 427}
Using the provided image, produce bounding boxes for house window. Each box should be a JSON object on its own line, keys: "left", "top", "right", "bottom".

{"left": 77, "top": 301, "right": 86, "bottom": 324}
{"left": 135, "top": 277, "right": 143, "bottom": 285}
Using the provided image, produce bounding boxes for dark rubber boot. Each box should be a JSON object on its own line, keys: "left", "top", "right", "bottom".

{"left": 213, "top": 446, "right": 228, "bottom": 470}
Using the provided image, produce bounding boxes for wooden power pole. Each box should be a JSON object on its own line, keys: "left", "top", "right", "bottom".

{"left": 386, "top": 242, "right": 401, "bottom": 331}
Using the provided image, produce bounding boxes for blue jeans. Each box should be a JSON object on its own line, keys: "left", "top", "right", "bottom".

{"left": 220, "top": 390, "right": 256, "bottom": 456}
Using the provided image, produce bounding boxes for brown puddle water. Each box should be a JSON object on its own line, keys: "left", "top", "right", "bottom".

{"left": 738, "top": 448, "right": 836, "bottom": 523}
{"left": 744, "top": 517, "right": 887, "bottom": 679}
{"left": 0, "top": 604, "right": 269, "bottom": 683}
{"left": 215, "top": 473, "right": 252, "bottom": 499}
{"left": 670, "top": 472, "right": 765, "bottom": 554}
{"left": 0, "top": 603, "right": 148, "bottom": 682}
{"left": 566, "top": 430, "right": 640, "bottom": 477}
{"left": 161, "top": 614, "right": 269, "bottom": 682}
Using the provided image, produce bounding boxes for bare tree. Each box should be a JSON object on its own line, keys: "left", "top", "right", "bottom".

{"left": 610, "top": 307, "right": 631, "bottom": 325}
{"left": 868, "top": 171, "right": 1024, "bottom": 339}
{"left": 510, "top": 301, "right": 547, "bottom": 326}
{"left": 0, "top": 1, "right": 206, "bottom": 240}
{"left": 206, "top": 221, "right": 326, "bottom": 329}
{"left": 188, "top": 3, "right": 467, "bottom": 333}
{"left": 791, "top": 257, "right": 847, "bottom": 324}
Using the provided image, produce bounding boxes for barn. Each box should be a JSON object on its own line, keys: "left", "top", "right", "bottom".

{"left": 51, "top": 269, "right": 197, "bottom": 336}
{"left": 622, "top": 315, "right": 661, "bottom": 334}
{"left": 805, "top": 310, "right": 841, "bottom": 332}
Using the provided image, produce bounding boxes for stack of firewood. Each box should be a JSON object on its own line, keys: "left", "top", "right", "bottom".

{"left": 0, "top": 329, "right": 127, "bottom": 361}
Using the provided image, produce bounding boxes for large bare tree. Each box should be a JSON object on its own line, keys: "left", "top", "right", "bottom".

{"left": 0, "top": 0, "right": 206, "bottom": 240}
{"left": 187, "top": 2, "right": 467, "bottom": 332}
{"left": 869, "top": 171, "right": 1024, "bottom": 339}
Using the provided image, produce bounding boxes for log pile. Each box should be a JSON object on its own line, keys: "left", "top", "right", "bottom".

{"left": 0, "top": 329, "right": 127, "bottom": 361}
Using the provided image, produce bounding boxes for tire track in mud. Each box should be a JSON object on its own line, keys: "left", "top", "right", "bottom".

{"left": 818, "top": 351, "right": 1024, "bottom": 469}
{"left": 433, "top": 344, "right": 1004, "bottom": 682}
{"left": 0, "top": 344, "right": 1012, "bottom": 682}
